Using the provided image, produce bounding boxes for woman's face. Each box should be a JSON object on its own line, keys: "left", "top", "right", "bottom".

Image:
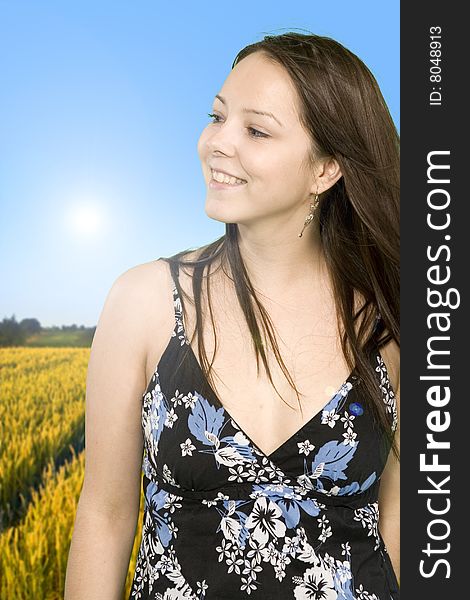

{"left": 197, "top": 51, "right": 319, "bottom": 229}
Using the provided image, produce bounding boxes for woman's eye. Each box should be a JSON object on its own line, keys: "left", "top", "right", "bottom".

{"left": 207, "top": 113, "right": 268, "bottom": 138}
{"left": 207, "top": 112, "right": 221, "bottom": 123}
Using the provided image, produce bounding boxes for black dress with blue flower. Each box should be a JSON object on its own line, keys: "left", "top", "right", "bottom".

{"left": 128, "top": 261, "right": 400, "bottom": 600}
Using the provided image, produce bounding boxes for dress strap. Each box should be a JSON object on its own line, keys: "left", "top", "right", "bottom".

{"left": 164, "top": 259, "right": 189, "bottom": 346}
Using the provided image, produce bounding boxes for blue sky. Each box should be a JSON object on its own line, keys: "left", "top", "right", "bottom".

{"left": 0, "top": 1, "right": 399, "bottom": 328}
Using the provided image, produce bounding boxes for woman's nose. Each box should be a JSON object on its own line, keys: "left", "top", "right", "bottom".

{"left": 206, "top": 119, "right": 238, "bottom": 155}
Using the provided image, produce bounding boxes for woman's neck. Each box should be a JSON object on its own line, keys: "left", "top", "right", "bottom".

{"left": 235, "top": 221, "right": 329, "bottom": 295}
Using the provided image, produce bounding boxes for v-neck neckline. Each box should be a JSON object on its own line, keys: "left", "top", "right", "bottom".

{"left": 166, "top": 264, "right": 373, "bottom": 461}
{"left": 184, "top": 340, "right": 360, "bottom": 461}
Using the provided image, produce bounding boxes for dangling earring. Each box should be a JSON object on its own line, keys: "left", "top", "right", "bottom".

{"left": 298, "top": 191, "right": 320, "bottom": 238}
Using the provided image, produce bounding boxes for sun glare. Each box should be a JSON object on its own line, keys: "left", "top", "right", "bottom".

{"left": 66, "top": 203, "right": 105, "bottom": 237}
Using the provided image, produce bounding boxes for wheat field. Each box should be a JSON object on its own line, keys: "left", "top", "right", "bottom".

{"left": 0, "top": 347, "right": 143, "bottom": 600}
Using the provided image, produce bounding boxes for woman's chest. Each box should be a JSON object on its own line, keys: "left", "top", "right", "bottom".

{"left": 147, "top": 340, "right": 388, "bottom": 496}
{"left": 186, "top": 305, "right": 355, "bottom": 457}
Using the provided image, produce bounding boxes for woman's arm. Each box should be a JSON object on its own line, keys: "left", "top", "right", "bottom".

{"left": 378, "top": 408, "right": 400, "bottom": 584}
{"left": 64, "top": 261, "right": 172, "bottom": 599}
{"left": 378, "top": 339, "right": 400, "bottom": 586}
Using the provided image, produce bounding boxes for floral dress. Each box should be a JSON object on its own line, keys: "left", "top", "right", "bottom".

{"left": 128, "top": 261, "right": 400, "bottom": 600}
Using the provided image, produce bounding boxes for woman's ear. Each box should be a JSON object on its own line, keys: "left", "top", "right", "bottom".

{"left": 312, "top": 156, "right": 342, "bottom": 195}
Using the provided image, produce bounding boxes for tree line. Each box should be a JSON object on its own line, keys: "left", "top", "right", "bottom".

{"left": 0, "top": 315, "right": 96, "bottom": 347}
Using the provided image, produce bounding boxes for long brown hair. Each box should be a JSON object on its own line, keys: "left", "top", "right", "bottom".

{"left": 163, "top": 31, "right": 400, "bottom": 462}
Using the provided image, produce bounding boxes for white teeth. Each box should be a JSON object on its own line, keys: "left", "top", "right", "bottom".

{"left": 211, "top": 170, "right": 246, "bottom": 185}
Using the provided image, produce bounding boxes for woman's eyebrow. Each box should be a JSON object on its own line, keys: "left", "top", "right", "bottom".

{"left": 214, "top": 94, "right": 284, "bottom": 128}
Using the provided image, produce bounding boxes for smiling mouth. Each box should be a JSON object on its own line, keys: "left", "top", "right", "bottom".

{"left": 210, "top": 169, "right": 247, "bottom": 185}
{"left": 209, "top": 177, "right": 247, "bottom": 189}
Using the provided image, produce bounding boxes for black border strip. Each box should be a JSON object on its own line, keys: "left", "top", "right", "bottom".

{"left": 401, "top": 2, "right": 465, "bottom": 596}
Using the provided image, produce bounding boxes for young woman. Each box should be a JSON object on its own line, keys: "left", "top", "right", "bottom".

{"left": 65, "top": 32, "right": 400, "bottom": 600}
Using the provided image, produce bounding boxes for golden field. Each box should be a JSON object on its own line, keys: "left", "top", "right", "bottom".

{"left": 0, "top": 347, "right": 143, "bottom": 600}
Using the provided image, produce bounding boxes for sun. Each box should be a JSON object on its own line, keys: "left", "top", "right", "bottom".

{"left": 66, "top": 203, "right": 105, "bottom": 237}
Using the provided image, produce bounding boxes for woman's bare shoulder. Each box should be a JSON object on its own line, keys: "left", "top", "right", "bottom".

{"left": 79, "top": 258, "right": 175, "bottom": 519}
{"left": 108, "top": 259, "right": 173, "bottom": 324}
{"left": 115, "top": 256, "right": 171, "bottom": 285}
{"left": 100, "top": 258, "right": 176, "bottom": 381}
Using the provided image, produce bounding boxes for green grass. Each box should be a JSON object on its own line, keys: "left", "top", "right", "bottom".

{"left": 26, "top": 329, "right": 94, "bottom": 348}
